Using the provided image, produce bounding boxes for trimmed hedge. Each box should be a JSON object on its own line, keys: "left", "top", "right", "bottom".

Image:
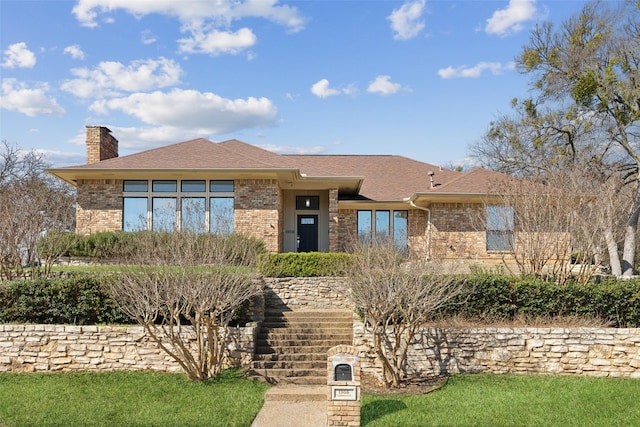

{"left": 0, "top": 275, "right": 132, "bottom": 325}
{"left": 259, "top": 252, "right": 352, "bottom": 277}
{"left": 39, "top": 231, "right": 266, "bottom": 266}
{"left": 441, "top": 275, "right": 640, "bottom": 328}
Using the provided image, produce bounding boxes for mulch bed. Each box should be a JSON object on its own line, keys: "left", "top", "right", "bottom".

{"left": 361, "top": 372, "right": 449, "bottom": 395}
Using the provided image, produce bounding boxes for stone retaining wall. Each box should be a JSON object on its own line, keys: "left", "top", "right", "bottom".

{"left": 354, "top": 321, "right": 640, "bottom": 379}
{"left": 0, "top": 324, "right": 258, "bottom": 373}
{"left": 263, "top": 277, "right": 352, "bottom": 311}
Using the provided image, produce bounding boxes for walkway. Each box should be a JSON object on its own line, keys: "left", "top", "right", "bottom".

{"left": 251, "top": 384, "right": 327, "bottom": 427}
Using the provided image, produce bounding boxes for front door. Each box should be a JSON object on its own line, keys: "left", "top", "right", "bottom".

{"left": 297, "top": 215, "right": 318, "bottom": 252}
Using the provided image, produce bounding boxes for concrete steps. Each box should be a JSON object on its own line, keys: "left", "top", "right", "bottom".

{"left": 249, "top": 309, "right": 352, "bottom": 385}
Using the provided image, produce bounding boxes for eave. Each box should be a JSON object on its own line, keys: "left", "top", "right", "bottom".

{"left": 46, "top": 167, "right": 364, "bottom": 195}
{"left": 408, "top": 192, "right": 504, "bottom": 207}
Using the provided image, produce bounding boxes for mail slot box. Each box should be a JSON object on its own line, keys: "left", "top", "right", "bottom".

{"left": 334, "top": 363, "right": 353, "bottom": 381}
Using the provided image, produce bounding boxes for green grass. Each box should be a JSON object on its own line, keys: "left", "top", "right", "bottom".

{"left": 362, "top": 374, "right": 640, "bottom": 427}
{"left": 0, "top": 370, "right": 269, "bottom": 427}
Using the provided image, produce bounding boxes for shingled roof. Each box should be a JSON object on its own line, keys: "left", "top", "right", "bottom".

{"left": 49, "top": 137, "right": 516, "bottom": 202}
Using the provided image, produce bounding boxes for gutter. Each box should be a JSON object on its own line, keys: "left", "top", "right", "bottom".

{"left": 409, "top": 199, "right": 431, "bottom": 261}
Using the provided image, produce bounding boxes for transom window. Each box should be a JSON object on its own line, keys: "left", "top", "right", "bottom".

{"left": 122, "top": 180, "right": 234, "bottom": 234}
{"left": 486, "top": 205, "right": 514, "bottom": 251}
{"left": 357, "top": 209, "right": 408, "bottom": 253}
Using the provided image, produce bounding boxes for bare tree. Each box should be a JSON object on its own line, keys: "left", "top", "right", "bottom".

{"left": 347, "top": 241, "right": 466, "bottom": 388}
{"left": 0, "top": 141, "right": 76, "bottom": 279}
{"left": 472, "top": 1, "right": 640, "bottom": 276}
{"left": 105, "top": 231, "right": 262, "bottom": 381}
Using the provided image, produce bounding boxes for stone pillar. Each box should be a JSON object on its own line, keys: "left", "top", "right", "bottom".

{"left": 327, "top": 345, "right": 361, "bottom": 427}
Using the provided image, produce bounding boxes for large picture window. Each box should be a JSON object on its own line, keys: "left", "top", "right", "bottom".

{"left": 486, "top": 205, "right": 514, "bottom": 251}
{"left": 122, "top": 180, "right": 234, "bottom": 233}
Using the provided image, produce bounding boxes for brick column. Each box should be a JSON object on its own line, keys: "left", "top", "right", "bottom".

{"left": 327, "top": 345, "right": 361, "bottom": 427}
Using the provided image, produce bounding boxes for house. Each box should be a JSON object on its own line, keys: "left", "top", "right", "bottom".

{"left": 48, "top": 126, "right": 525, "bottom": 264}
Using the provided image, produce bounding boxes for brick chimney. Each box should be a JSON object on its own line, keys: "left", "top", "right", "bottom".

{"left": 86, "top": 126, "right": 118, "bottom": 164}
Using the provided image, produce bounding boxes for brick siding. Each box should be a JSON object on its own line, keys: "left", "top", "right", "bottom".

{"left": 235, "top": 179, "right": 281, "bottom": 252}
{"left": 76, "top": 179, "right": 123, "bottom": 235}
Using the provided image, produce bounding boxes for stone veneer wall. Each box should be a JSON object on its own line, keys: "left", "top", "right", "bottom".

{"left": 262, "top": 277, "right": 353, "bottom": 312}
{"left": 354, "top": 320, "right": 640, "bottom": 379}
{"left": 75, "top": 179, "right": 123, "bottom": 235}
{"left": 0, "top": 324, "right": 258, "bottom": 373}
{"left": 235, "top": 179, "right": 281, "bottom": 252}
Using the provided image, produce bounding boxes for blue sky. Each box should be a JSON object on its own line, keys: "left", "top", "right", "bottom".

{"left": 1, "top": 0, "right": 589, "bottom": 168}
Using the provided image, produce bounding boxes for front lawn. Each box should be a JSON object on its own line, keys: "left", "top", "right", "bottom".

{"left": 362, "top": 374, "right": 640, "bottom": 427}
{"left": 0, "top": 370, "right": 269, "bottom": 427}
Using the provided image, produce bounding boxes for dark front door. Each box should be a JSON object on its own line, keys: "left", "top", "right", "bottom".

{"left": 297, "top": 215, "right": 318, "bottom": 252}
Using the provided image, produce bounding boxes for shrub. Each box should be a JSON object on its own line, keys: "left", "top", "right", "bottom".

{"left": 439, "top": 275, "right": 640, "bottom": 327}
{"left": 0, "top": 274, "right": 132, "bottom": 325}
{"left": 48, "top": 231, "right": 266, "bottom": 267}
{"left": 259, "top": 252, "right": 352, "bottom": 277}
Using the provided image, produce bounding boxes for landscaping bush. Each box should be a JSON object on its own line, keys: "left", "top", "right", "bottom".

{"left": 0, "top": 275, "right": 132, "bottom": 325}
{"left": 259, "top": 252, "right": 352, "bottom": 277}
{"left": 439, "top": 275, "right": 640, "bottom": 328}
{"left": 42, "top": 231, "right": 266, "bottom": 266}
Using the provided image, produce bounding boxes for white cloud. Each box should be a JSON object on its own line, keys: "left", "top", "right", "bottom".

{"left": 0, "top": 78, "right": 65, "bottom": 117}
{"left": 61, "top": 57, "right": 182, "bottom": 98}
{"left": 141, "top": 30, "right": 157, "bottom": 45}
{"left": 89, "top": 88, "right": 278, "bottom": 139}
{"left": 310, "top": 79, "right": 355, "bottom": 99}
{"left": 63, "top": 44, "right": 85, "bottom": 60}
{"left": 1, "top": 42, "right": 36, "bottom": 68}
{"left": 73, "top": 0, "right": 304, "bottom": 30}
{"left": 35, "top": 148, "right": 86, "bottom": 167}
{"left": 388, "top": 0, "right": 426, "bottom": 41}
{"left": 437, "top": 62, "right": 514, "bottom": 79}
{"left": 367, "top": 75, "right": 406, "bottom": 95}
{"left": 485, "top": 0, "right": 536, "bottom": 36}
{"left": 72, "top": 0, "right": 305, "bottom": 56}
{"left": 178, "top": 28, "right": 257, "bottom": 55}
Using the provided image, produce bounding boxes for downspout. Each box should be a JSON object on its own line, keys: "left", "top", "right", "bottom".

{"left": 409, "top": 200, "right": 431, "bottom": 261}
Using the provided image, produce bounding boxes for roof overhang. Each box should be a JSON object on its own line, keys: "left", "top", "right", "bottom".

{"left": 46, "top": 167, "right": 364, "bottom": 195}
{"left": 408, "top": 192, "right": 504, "bottom": 207}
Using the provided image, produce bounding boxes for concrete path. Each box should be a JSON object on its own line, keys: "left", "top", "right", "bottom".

{"left": 251, "top": 385, "right": 327, "bottom": 427}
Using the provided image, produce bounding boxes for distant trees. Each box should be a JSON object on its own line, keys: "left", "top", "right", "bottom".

{"left": 471, "top": 1, "right": 640, "bottom": 276}
{"left": 0, "top": 141, "right": 76, "bottom": 279}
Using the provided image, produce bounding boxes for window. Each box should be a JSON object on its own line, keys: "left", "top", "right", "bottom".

{"left": 210, "top": 197, "right": 234, "bottom": 235}
{"left": 122, "top": 180, "right": 234, "bottom": 233}
{"left": 393, "top": 211, "right": 408, "bottom": 254}
{"left": 152, "top": 197, "right": 177, "bottom": 231}
{"left": 123, "top": 197, "right": 147, "bottom": 231}
{"left": 181, "top": 197, "right": 206, "bottom": 233}
{"left": 357, "top": 209, "right": 408, "bottom": 251}
{"left": 486, "top": 205, "right": 514, "bottom": 251}
{"left": 375, "top": 211, "right": 390, "bottom": 242}
{"left": 357, "top": 211, "right": 372, "bottom": 242}
{"left": 210, "top": 180, "right": 234, "bottom": 192}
